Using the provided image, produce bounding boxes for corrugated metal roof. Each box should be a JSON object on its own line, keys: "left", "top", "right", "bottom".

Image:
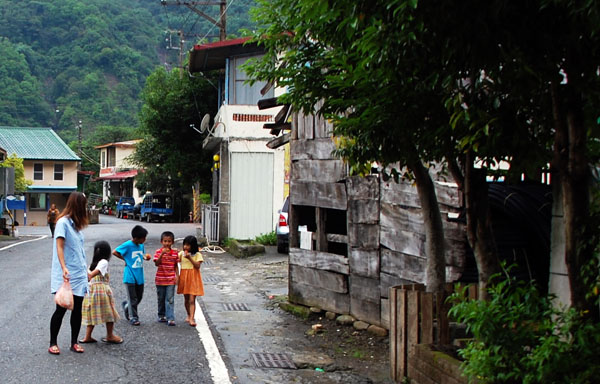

{"left": 94, "top": 139, "right": 141, "bottom": 149}
{"left": 0, "top": 126, "right": 80, "bottom": 161}
{"left": 188, "top": 37, "right": 262, "bottom": 72}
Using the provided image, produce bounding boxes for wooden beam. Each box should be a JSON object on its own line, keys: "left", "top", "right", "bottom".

{"left": 258, "top": 97, "right": 282, "bottom": 110}
{"left": 273, "top": 104, "right": 290, "bottom": 124}
{"left": 291, "top": 138, "right": 337, "bottom": 161}
{"left": 326, "top": 233, "right": 348, "bottom": 243}
{"left": 289, "top": 281, "right": 350, "bottom": 314}
{"left": 289, "top": 248, "right": 349, "bottom": 274}
{"left": 290, "top": 264, "right": 348, "bottom": 293}
{"left": 266, "top": 133, "right": 290, "bottom": 149}
{"left": 316, "top": 207, "right": 328, "bottom": 252}
{"left": 263, "top": 122, "right": 291, "bottom": 130}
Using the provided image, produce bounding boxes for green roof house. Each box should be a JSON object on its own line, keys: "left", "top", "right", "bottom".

{"left": 0, "top": 126, "right": 80, "bottom": 226}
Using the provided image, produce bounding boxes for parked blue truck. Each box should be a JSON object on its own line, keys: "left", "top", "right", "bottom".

{"left": 116, "top": 196, "right": 136, "bottom": 218}
{"left": 138, "top": 193, "right": 173, "bottom": 222}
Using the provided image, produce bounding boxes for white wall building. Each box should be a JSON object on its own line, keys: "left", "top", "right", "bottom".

{"left": 189, "top": 37, "right": 287, "bottom": 241}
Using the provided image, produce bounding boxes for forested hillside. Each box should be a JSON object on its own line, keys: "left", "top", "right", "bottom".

{"left": 0, "top": 0, "right": 255, "bottom": 144}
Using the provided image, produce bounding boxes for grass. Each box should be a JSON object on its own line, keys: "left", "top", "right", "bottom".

{"left": 254, "top": 231, "right": 277, "bottom": 245}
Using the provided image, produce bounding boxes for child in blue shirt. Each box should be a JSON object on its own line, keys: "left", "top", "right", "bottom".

{"left": 113, "top": 225, "right": 151, "bottom": 326}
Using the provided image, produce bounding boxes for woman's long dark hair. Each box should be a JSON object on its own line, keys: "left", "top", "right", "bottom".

{"left": 90, "top": 241, "right": 111, "bottom": 271}
{"left": 58, "top": 192, "right": 88, "bottom": 231}
{"left": 183, "top": 235, "right": 199, "bottom": 254}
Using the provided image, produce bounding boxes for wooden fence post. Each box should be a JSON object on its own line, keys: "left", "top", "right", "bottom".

{"left": 389, "top": 285, "right": 407, "bottom": 381}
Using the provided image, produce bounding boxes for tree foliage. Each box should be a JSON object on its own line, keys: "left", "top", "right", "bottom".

{"left": 0, "top": 154, "right": 31, "bottom": 192}
{"left": 248, "top": 0, "right": 600, "bottom": 307}
{"left": 0, "top": 0, "right": 258, "bottom": 140}
{"left": 133, "top": 67, "right": 217, "bottom": 196}
{"left": 449, "top": 266, "right": 600, "bottom": 383}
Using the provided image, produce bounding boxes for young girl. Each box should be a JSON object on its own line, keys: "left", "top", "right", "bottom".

{"left": 79, "top": 241, "right": 123, "bottom": 344}
{"left": 177, "top": 235, "right": 204, "bottom": 327}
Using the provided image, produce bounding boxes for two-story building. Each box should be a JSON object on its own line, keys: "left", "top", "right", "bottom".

{"left": 0, "top": 126, "right": 80, "bottom": 225}
{"left": 188, "top": 37, "right": 287, "bottom": 241}
{"left": 94, "top": 140, "right": 142, "bottom": 204}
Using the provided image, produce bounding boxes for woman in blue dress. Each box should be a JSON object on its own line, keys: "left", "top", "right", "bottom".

{"left": 48, "top": 192, "right": 89, "bottom": 354}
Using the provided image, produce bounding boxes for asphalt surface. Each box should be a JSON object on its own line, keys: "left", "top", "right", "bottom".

{"left": 0, "top": 215, "right": 388, "bottom": 383}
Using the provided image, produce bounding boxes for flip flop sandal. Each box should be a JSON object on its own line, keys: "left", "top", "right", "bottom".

{"left": 48, "top": 345, "right": 60, "bottom": 355}
{"left": 101, "top": 337, "right": 124, "bottom": 344}
{"left": 70, "top": 344, "right": 84, "bottom": 353}
{"left": 78, "top": 338, "right": 97, "bottom": 344}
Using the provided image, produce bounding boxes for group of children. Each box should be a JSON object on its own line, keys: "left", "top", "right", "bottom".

{"left": 79, "top": 225, "right": 204, "bottom": 344}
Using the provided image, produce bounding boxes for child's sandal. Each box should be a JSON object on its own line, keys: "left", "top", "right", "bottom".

{"left": 70, "top": 343, "right": 84, "bottom": 353}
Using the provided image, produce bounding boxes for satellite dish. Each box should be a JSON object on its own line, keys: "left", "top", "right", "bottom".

{"left": 200, "top": 114, "right": 210, "bottom": 133}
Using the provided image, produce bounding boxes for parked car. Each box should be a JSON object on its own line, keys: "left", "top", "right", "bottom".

{"left": 116, "top": 197, "right": 135, "bottom": 218}
{"left": 276, "top": 196, "right": 289, "bottom": 254}
{"left": 139, "top": 193, "right": 173, "bottom": 223}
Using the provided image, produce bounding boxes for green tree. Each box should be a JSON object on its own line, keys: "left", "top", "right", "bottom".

{"left": 133, "top": 67, "right": 217, "bottom": 201}
{"left": 247, "top": 0, "right": 459, "bottom": 291}
{"left": 0, "top": 154, "right": 32, "bottom": 192}
{"left": 247, "top": 0, "right": 600, "bottom": 308}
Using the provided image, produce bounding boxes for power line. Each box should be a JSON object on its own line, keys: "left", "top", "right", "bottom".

{"left": 161, "top": 0, "right": 229, "bottom": 42}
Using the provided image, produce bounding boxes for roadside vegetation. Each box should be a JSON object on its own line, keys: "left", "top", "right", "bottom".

{"left": 246, "top": 0, "right": 600, "bottom": 381}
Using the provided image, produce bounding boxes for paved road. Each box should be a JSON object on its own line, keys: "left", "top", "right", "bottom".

{"left": 0, "top": 216, "right": 225, "bottom": 384}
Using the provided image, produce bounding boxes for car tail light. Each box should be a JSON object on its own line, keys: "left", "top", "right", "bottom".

{"left": 278, "top": 214, "right": 288, "bottom": 227}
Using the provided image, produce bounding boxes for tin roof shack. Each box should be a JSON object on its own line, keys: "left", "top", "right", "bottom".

{"left": 280, "top": 109, "right": 466, "bottom": 328}
{"left": 188, "top": 38, "right": 287, "bottom": 241}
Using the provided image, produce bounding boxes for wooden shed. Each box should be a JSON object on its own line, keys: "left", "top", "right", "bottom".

{"left": 285, "top": 110, "right": 467, "bottom": 328}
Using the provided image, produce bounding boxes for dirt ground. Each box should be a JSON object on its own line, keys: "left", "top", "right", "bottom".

{"left": 257, "top": 261, "right": 393, "bottom": 383}
{"left": 299, "top": 312, "right": 392, "bottom": 383}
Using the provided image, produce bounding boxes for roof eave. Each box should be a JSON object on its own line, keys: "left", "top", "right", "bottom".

{"left": 188, "top": 37, "right": 264, "bottom": 73}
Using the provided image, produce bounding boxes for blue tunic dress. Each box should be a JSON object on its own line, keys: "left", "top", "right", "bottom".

{"left": 50, "top": 216, "right": 88, "bottom": 297}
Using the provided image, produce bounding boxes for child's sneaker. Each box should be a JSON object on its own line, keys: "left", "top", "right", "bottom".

{"left": 158, "top": 317, "right": 167, "bottom": 323}
{"left": 167, "top": 320, "right": 176, "bottom": 326}
{"left": 121, "top": 301, "right": 130, "bottom": 321}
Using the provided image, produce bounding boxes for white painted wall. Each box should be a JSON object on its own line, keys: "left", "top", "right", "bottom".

{"left": 228, "top": 139, "right": 286, "bottom": 234}
{"left": 229, "top": 151, "right": 274, "bottom": 239}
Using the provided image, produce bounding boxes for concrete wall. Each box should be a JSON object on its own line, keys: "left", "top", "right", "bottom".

{"left": 24, "top": 160, "right": 78, "bottom": 188}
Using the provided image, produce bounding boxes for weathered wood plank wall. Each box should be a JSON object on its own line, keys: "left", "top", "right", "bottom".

{"left": 288, "top": 110, "right": 466, "bottom": 329}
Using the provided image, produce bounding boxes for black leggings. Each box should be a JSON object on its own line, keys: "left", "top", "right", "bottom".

{"left": 50, "top": 295, "right": 84, "bottom": 346}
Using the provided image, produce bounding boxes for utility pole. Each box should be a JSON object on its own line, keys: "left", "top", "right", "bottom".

{"left": 77, "top": 120, "right": 82, "bottom": 170}
{"left": 164, "top": 29, "right": 184, "bottom": 76}
{"left": 160, "top": 1, "right": 227, "bottom": 42}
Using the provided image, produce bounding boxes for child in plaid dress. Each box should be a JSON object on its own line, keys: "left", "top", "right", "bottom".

{"left": 80, "top": 241, "right": 123, "bottom": 344}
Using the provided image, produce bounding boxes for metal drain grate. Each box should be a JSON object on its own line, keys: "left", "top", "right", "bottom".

{"left": 251, "top": 352, "right": 296, "bottom": 369}
{"left": 203, "top": 276, "right": 222, "bottom": 284}
{"left": 222, "top": 303, "right": 250, "bottom": 311}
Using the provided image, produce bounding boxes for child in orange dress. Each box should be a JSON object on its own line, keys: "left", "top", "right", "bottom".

{"left": 80, "top": 241, "right": 123, "bottom": 344}
{"left": 177, "top": 235, "right": 204, "bottom": 327}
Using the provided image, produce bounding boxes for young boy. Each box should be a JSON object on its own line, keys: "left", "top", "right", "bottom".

{"left": 153, "top": 231, "right": 179, "bottom": 326}
{"left": 113, "top": 225, "right": 151, "bottom": 326}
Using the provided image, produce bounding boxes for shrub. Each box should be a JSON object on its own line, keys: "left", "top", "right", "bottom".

{"left": 448, "top": 266, "right": 600, "bottom": 384}
{"left": 221, "top": 237, "right": 233, "bottom": 248}
{"left": 199, "top": 193, "right": 211, "bottom": 204}
{"left": 254, "top": 231, "right": 276, "bottom": 245}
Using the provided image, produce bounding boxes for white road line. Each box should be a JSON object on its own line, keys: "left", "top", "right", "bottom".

{"left": 0, "top": 235, "right": 48, "bottom": 251}
{"left": 194, "top": 298, "right": 232, "bottom": 384}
